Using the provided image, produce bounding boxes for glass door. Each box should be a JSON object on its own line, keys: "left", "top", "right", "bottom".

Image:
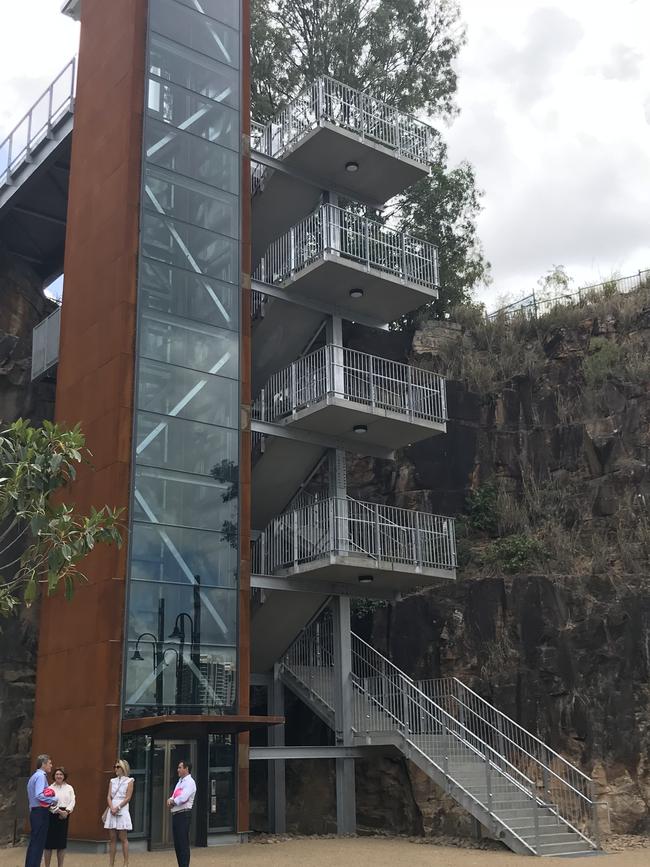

{"left": 150, "top": 739, "right": 197, "bottom": 849}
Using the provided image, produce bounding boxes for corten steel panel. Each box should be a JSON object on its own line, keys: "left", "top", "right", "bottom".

{"left": 31, "top": 0, "right": 147, "bottom": 842}
{"left": 238, "top": 0, "right": 252, "bottom": 836}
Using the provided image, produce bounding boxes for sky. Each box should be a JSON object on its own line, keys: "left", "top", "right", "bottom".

{"left": 1, "top": 1, "right": 649, "bottom": 310}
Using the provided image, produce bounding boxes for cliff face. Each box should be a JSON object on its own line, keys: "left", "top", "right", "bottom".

{"left": 347, "top": 286, "right": 650, "bottom": 836}
{"left": 0, "top": 249, "right": 56, "bottom": 843}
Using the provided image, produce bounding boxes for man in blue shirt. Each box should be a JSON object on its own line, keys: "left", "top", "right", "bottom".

{"left": 25, "top": 754, "right": 57, "bottom": 867}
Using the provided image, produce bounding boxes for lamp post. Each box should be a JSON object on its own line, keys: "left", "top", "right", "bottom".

{"left": 168, "top": 576, "right": 202, "bottom": 710}
{"left": 131, "top": 631, "right": 163, "bottom": 707}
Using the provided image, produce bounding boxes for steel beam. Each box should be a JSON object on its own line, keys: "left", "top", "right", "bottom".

{"left": 251, "top": 419, "right": 394, "bottom": 461}
{"left": 332, "top": 597, "right": 356, "bottom": 834}
{"left": 267, "top": 665, "right": 286, "bottom": 833}
{"left": 12, "top": 206, "right": 67, "bottom": 226}
{"left": 251, "top": 280, "right": 389, "bottom": 331}
{"left": 250, "top": 149, "right": 383, "bottom": 211}
{"left": 250, "top": 746, "right": 369, "bottom": 760}
{"left": 250, "top": 574, "right": 399, "bottom": 601}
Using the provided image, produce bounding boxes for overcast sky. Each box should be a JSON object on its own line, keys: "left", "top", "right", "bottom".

{"left": 1, "top": 1, "right": 649, "bottom": 310}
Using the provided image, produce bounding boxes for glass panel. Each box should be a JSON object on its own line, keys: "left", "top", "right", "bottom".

{"left": 145, "top": 118, "right": 239, "bottom": 192}
{"left": 150, "top": 0, "right": 239, "bottom": 68}
{"left": 149, "top": 33, "right": 240, "bottom": 108}
{"left": 136, "top": 411, "right": 238, "bottom": 477}
{"left": 144, "top": 166, "right": 239, "bottom": 238}
{"left": 127, "top": 581, "right": 237, "bottom": 646}
{"left": 147, "top": 78, "right": 239, "bottom": 151}
{"left": 208, "top": 735, "right": 235, "bottom": 832}
{"left": 139, "top": 309, "right": 239, "bottom": 378}
{"left": 141, "top": 211, "right": 239, "bottom": 283}
{"left": 140, "top": 257, "right": 238, "bottom": 331}
{"left": 137, "top": 357, "right": 239, "bottom": 428}
{"left": 134, "top": 465, "right": 238, "bottom": 532}
{"left": 125, "top": 643, "right": 237, "bottom": 710}
{"left": 130, "top": 521, "right": 238, "bottom": 588}
{"left": 175, "top": 0, "right": 239, "bottom": 29}
{"left": 120, "top": 734, "right": 151, "bottom": 836}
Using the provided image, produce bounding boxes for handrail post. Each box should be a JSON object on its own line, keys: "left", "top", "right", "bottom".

{"left": 290, "top": 361, "right": 297, "bottom": 412}
{"left": 401, "top": 679, "right": 410, "bottom": 736}
{"left": 369, "top": 354, "right": 376, "bottom": 410}
{"left": 373, "top": 503, "right": 381, "bottom": 560}
{"left": 533, "top": 795, "right": 540, "bottom": 853}
{"left": 292, "top": 510, "right": 298, "bottom": 568}
{"left": 400, "top": 233, "right": 407, "bottom": 281}
{"left": 592, "top": 790, "right": 600, "bottom": 848}
{"left": 485, "top": 755, "right": 492, "bottom": 815}
{"left": 406, "top": 364, "right": 413, "bottom": 419}
{"left": 317, "top": 78, "right": 325, "bottom": 122}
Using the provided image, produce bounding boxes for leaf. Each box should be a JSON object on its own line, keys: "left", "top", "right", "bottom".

{"left": 24, "top": 578, "right": 37, "bottom": 606}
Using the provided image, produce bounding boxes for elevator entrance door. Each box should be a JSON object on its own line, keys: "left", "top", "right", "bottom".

{"left": 150, "top": 740, "right": 197, "bottom": 849}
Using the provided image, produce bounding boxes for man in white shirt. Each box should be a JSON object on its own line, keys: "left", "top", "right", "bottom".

{"left": 167, "top": 761, "right": 197, "bottom": 867}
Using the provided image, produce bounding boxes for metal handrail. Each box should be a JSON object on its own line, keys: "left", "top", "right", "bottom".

{"left": 417, "top": 676, "right": 595, "bottom": 821}
{"left": 0, "top": 58, "right": 77, "bottom": 188}
{"left": 282, "top": 620, "right": 598, "bottom": 852}
{"left": 252, "top": 76, "right": 436, "bottom": 169}
{"left": 252, "top": 344, "right": 447, "bottom": 426}
{"left": 254, "top": 202, "right": 439, "bottom": 291}
{"left": 254, "top": 496, "right": 456, "bottom": 575}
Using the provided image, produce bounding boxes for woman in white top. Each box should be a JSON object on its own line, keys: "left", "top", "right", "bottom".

{"left": 104, "top": 759, "right": 134, "bottom": 867}
{"left": 44, "top": 767, "right": 76, "bottom": 867}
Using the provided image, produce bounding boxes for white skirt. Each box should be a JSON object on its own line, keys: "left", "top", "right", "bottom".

{"left": 104, "top": 805, "right": 132, "bottom": 831}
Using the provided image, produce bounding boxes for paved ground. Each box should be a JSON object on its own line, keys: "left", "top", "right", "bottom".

{"left": 1, "top": 837, "right": 649, "bottom": 867}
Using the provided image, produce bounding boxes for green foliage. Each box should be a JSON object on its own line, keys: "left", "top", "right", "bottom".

{"left": 482, "top": 534, "right": 546, "bottom": 574}
{"left": 0, "top": 420, "right": 123, "bottom": 616}
{"left": 466, "top": 483, "right": 498, "bottom": 535}
{"left": 251, "top": 0, "right": 490, "bottom": 317}
{"left": 582, "top": 337, "right": 623, "bottom": 387}
{"left": 352, "top": 598, "right": 389, "bottom": 619}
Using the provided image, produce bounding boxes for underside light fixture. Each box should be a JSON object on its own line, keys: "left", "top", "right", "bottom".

{"left": 349, "top": 288, "right": 364, "bottom": 299}
{"left": 345, "top": 161, "right": 359, "bottom": 173}
{"left": 358, "top": 574, "right": 374, "bottom": 584}
{"left": 353, "top": 424, "right": 368, "bottom": 435}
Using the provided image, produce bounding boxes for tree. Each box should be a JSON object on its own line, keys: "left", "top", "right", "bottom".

{"left": 251, "top": 0, "right": 490, "bottom": 315}
{"left": 0, "top": 419, "right": 123, "bottom": 616}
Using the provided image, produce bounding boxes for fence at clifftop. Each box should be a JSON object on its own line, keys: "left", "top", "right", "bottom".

{"left": 488, "top": 269, "right": 650, "bottom": 321}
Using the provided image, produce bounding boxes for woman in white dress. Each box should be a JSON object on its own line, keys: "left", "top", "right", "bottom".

{"left": 104, "top": 759, "right": 134, "bottom": 867}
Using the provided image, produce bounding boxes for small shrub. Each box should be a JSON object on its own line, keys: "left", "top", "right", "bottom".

{"left": 483, "top": 534, "right": 546, "bottom": 574}
{"left": 582, "top": 337, "right": 624, "bottom": 387}
{"left": 466, "top": 483, "right": 499, "bottom": 535}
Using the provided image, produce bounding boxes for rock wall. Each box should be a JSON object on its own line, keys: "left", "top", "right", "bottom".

{"left": 0, "top": 248, "right": 56, "bottom": 843}
{"left": 345, "top": 293, "right": 650, "bottom": 836}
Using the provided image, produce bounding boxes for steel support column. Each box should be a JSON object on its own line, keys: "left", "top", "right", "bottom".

{"left": 332, "top": 596, "right": 356, "bottom": 835}
{"left": 267, "top": 664, "right": 287, "bottom": 833}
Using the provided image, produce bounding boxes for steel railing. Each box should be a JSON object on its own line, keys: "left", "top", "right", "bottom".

{"left": 488, "top": 269, "right": 650, "bottom": 321}
{"left": 416, "top": 677, "right": 597, "bottom": 841}
{"left": 31, "top": 305, "right": 62, "bottom": 380}
{"left": 281, "top": 617, "right": 599, "bottom": 853}
{"left": 0, "top": 58, "right": 77, "bottom": 189}
{"left": 253, "top": 496, "right": 456, "bottom": 575}
{"left": 252, "top": 344, "right": 447, "bottom": 426}
{"left": 252, "top": 76, "right": 436, "bottom": 173}
{"left": 255, "top": 203, "right": 439, "bottom": 290}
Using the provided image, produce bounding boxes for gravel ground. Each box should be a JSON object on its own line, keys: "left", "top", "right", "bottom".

{"left": 1, "top": 836, "right": 649, "bottom": 867}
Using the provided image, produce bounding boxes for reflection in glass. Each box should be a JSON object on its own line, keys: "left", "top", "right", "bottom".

{"left": 145, "top": 118, "right": 239, "bottom": 193}
{"left": 174, "top": 0, "right": 239, "bottom": 29}
{"left": 121, "top": 734, "right": 151, "bottom": 837}
{"left": 139, "top": 309, "right": 239, "bottom": 377}
{"left": 136, "top": 411, "right": 238, "bottom": 477}
{"left": 142, "top": 212, "right": 239, "bottom": 283}
{"left": 147, "top": 77, "right": 239, "bottom": 151}
{"left": 150, "top": 0, "right": 240, "bottom": 68}
{"left": 134, "top": 465, "right": 238, "bottom": 532}
{"left": 140, "top": 257, "right": 239, "bottom": 330}
{"left": 145, "top": 166, "right": 239, "bottom": 238}
{"left": 136, "top": 357, "right": 239, "bottom": 428}
{"left": 130, "top": 521, "right": 238, "bottom": 588}
{"left": 149, "top": 33, "right": 240, "bottom": 107}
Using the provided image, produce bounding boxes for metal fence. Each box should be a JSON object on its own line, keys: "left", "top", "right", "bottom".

{"left": 254, "top": 203, "right": 439, "bottom": 290}
{"left": 31, "top": 305, "right": 62, "bottom": 380}
{"left": 488, "top": 269, "right": 650, "bottom": 321}
{"left": 252, "top": 76, "right": 436, "bottom": 170}
{"left": 252, "top": 344, "right": 447, "bottom": 425}
{"left": 416, "top": 677, "right": 598, "bottom": 843}
{"left": 0, "top": 58, "right": 77, "bottom": 188}
{"left": 253, "top": 496, "right": 456, "bottom": 575}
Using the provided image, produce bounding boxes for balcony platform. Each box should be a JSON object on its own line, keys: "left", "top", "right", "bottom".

{"left": 269, "top": 554, "right": 456, "bottom": 592}
{"left": 272, "top": 253, "right": 436, "bottom": 326}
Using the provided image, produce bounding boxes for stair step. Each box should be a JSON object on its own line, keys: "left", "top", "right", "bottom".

{"left": 518, "top": 829, "right": 580, "bottom": 843}
{"left": 508, "top": 816, "right": 560, "bottom": 830}
{"left": 534, "top": 840, "right": 595, "bottom": 855}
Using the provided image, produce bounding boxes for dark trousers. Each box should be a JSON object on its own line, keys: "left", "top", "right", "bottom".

{"left": 25, "top": 807, "right": 49, "bottom": 867}
{"left": 172, "top": 810, "right": 191, "bottom": 867}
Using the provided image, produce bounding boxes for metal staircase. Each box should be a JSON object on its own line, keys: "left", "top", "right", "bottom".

{"left": 280, "top": 617, "right": 601, "bottom": 857}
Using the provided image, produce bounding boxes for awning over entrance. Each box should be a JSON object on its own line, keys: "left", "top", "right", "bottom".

{"left": 121, "top": 714, "right": 284, "bottom": 737}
